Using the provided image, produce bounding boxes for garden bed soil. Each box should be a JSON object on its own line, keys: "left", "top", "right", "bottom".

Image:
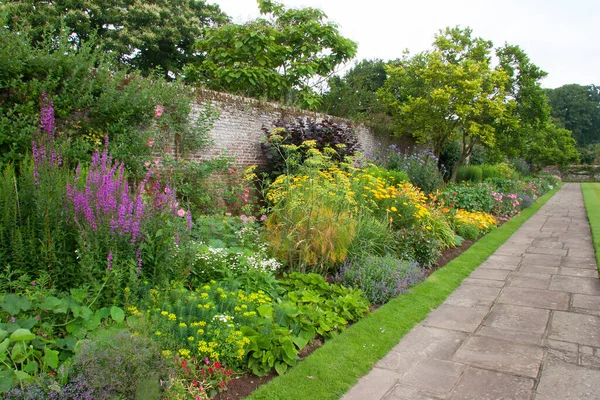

{"left": 214, "top": 239, "right": 476, "bottom": 400}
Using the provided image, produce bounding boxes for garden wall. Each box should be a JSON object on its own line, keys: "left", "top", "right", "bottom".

{"left": 186, "top": 89, "right": 412, "bottom": 167}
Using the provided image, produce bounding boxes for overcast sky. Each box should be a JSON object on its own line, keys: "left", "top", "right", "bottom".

{"left": 210, "top": 0, "right": 599, "bottom": 89}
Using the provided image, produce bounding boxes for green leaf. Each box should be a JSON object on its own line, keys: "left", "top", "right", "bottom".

{"left": 96, "top": 307, "right": 111, "bottom": 319}
{"left": 274, "top": 361, "right": 288, "bottom": 375}
{"left": 13, "top": 370, "right": 30, "bottom": 382}
{"left": 11, "top": 342, "right": 27, "bottom": 363}
{"left": 0, "top": 338, "right": 10, "bottom": 354}
{"left": 17, "top": 318, "right": 38, "bottom": 330}
{"left": 70, "top": 288, "right": 87, "bottom": 304}
{"left": 39, "top": 296, "right": 68, "bottom": 314}
{"left": 71, "top": 305, "right": 93, "bottom": 321}
{"left": 9, "top": 329, "right": 35, "bottom": 343}
{"left": 0, "top": 329, "right": 7, "bottom": 342}
{"left": 257, "top": 304, "right": 272, "bottom": 318}
{"left": 110, "top": 306, "right": 125, "bottom": 323}
{"left": 0, "top": 376, "right": 13, "bottom": 392}
{"left": 43, "top": 347, "right": 59, "bottom": 369}
{"left": 0, "top": 294, "right": 31, "bottom": 316}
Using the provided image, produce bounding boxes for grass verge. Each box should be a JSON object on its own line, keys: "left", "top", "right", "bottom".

{"left": 247, "top": 184, "right": 562, "bottom": 400}
{"left": 581, "top": 183, "right": 600, "bottom": 272}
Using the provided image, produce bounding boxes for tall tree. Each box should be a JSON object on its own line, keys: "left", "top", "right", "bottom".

{"left": 546, "top": 84, "right": 600, "bottom": 147}
{"left": 320, "top": 59, "right": 387, "bottom": 119}
{"left": 2, "top": 0, "right": 229, "bottom": 76}
{"left": 379, "top": 27, "right": 510, "bottom": 181}
{"left": 184, "top": 0, "right": 357, "bottom": 109}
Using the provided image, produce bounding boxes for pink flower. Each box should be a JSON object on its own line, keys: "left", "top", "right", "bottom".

{"left": 177, "top": 209, "right": 186, "bottom": 217}
{"left": 148, "top": 138, "right": 155, "bottom": 147}
{"left": 154, "top": 105, "right": 163, "bottom": 119}
{"left": 260, "top": 214, "right": 268, "bottom": 222}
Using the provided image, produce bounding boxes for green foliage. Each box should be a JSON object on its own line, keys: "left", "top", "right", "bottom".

{"left": 438, "top": 183, "right": 495, "bottom": 213}
{"left": 456, "top": 166, "right": 483, "bottom": 183}
{"left": 376, "top": 146, "right": 444, "bottom": 194}
{"left": 0, "top": 290, "right": 124, "bottom": 392}
{"left": 547, "top": 84, "right": 600, "bottom": 148}
{"left": 70, "top": 328, "right": 165, "bottom": 399}
{"left": 346, "top": 215, "right": 397, "bottom": 260}
{"left": 480, "top": 164, "right": 501, "bottom": 180}
{"left": 265, "top": 149, "right": 358, "bottom": 273}
{"left": 0, "top": 159, "right": 76, "bottom": 289}
{"left": 139, "top": 273, "right": 368, "bottom": 377}
{"left": 394, "top": 228, "right": 442, "bottom": 269}
{"left": 185, "top": 0, "right": 357, "bottom": 108}
{"left": 320, "top": 59, "right": 389, "bottom": 129}
{"left": 336, "top": 256, "right": 425, "bottom": 304}
{"left": 525, "top": 123, "right": 580, "bottom": 169}
{"left": 379, "top": 26, "right": 510, "bottom": 181}
{"left": 0, "top": 18, "right": 216, "bottom": 176}
{"left": 3, "top": 0, "right": 229, "bottom": 77}
{"left": 261, "top": 118, "right": 360, "bottom": 177}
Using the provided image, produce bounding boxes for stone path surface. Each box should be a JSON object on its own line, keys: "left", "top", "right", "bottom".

{"left": 342, "top": 183, "right": 600, "bottom": 400}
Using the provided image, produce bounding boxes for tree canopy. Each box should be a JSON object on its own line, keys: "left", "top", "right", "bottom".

{"left": 546, "top": 84, "right": 600, "bottom": 148}
{"left": 184, "top": 0, "right": 357, "bottom": 108}
{"left": 378, "top": 27, "right": 510, "bottom": 180}
{"left": 3, "top": 0, "right": 229, "bottom": 76}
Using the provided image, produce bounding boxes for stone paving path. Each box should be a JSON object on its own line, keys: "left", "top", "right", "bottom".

{"left": 342, "top": 183, "right": 600, "bottom": 400}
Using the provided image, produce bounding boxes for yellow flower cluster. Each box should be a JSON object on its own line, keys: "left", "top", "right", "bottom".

{"left": 454, "top": 209, "right": 497, "bottom": 232}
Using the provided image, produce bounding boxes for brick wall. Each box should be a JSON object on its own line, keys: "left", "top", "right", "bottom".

{"left": 186, "top": 89, "right": 412, "bottom": 167}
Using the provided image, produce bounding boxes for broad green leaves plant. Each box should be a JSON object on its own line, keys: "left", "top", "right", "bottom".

{"left": 185, "top": 0, "right": 357, "bottom": 108}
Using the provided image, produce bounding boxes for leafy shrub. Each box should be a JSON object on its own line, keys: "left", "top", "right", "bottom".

{"left": 261, "top": 118, "right": 360, "bottom": 177}
{"left": 511, "top": 158, "right": 532, "bottom": 177}
{"left": 265, "top": 150, "right": 357, "bottom": 273}
{"left": 378, "top": 145, "right": 443, "bottom": 194}
{"left": 336, "top": 255, "right": 425, "bottom": 304}
{"left": 142, "top": 274, "right": 368, "bottom": 377}
{"left": 423, "top": 209, "right": 457, "bottom": 249}
{"left": 518, "top": 193, "right": 533, "bottom": 210}
{"left": 491, "top": 191, "right": 520, "bottom": 220}
{"left": 437, "top": 183, "right": 494, "bottom": 213}
{"left": 69, "top": 328, "right": 165, "bottom": 399}
{"left": 347, "top": 215, "right": 397, "bottom": 260}
{"left": 164, "top": 356, "right": 234, "bottom": 399}
{"left": 480, "top": 164, "right": 501, "bottom": 180}
{"left": 456, "top": 165, "right": 483, "bottom": 183}
{"left": 394, "top": 228, "right": 441, "bottom": 269}
{"left": 452, "top": 210, "right": 497, "bottom": 240}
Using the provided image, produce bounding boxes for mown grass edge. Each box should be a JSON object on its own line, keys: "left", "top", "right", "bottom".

{"left": 247, "top": 184, "right": 562, "bottom": 400}
{"left": 581, "top": 183, "right": 600, "bottom": 272}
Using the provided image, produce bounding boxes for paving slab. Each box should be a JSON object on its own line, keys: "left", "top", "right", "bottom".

{"left": 497, "top": 287, "right": 570, "bottom": 310}
{"left": 423, "top": 304, "right": 490, "bottom": 333}
{"left": 548, "top": 275, "right": 600, "bottom": 295}
{"left": 400, "top": 359, "right": 466, "bottom": 395}
{"left": 526, "top": 247, "right": 568, "bottom": 256}
{"left": 572, "top": 293, "right": 600, "bottom": 311}
{"left": 383, "top": 385, "right": 443, "bottom": 400}
{"left": 453, "top": 335, "right": 544, "bottom": 378}
{"left": 521, "top": 253, "right": 562, "bottom": 267}
{"left": 537, "top": 359, "right": 600, "bottom": 400}
{"left": 561, "top": 256, "right": 597, "bottom": 269}
{"left": 548, "top": 311, "right": 600, "bottom": 347}
{"left": 517, "top": 265, "right": 559, "bottom": 275}
{"left": 342, "top": 368, "right": 401, "bottom": 400}
{"left": 468, "top": 268, "right": 511, "bottom": 281}
{"left": 484, "top": 304, "right": 550, "bottom": 334}
{"left": 506, "top": 274, "right": 551, "bottom": 290}
{"left": 476, "top": 325, "right": 542, "bottom": 345}
{"left": 448, "top": 367, "right": 534, "bottom": 400}
{"left": 558, "top": 267, "right": 598, "bottom": 277}
{"left": 461, "top": 278, "right": 505, "bottom": 288}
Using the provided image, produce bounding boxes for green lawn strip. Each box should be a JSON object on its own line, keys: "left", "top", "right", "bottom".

{"left": 581, "top": 183, "right": 600, "bottom": 272}
{"left": 248, "top": 184, "right": 562, "bottom": 400}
